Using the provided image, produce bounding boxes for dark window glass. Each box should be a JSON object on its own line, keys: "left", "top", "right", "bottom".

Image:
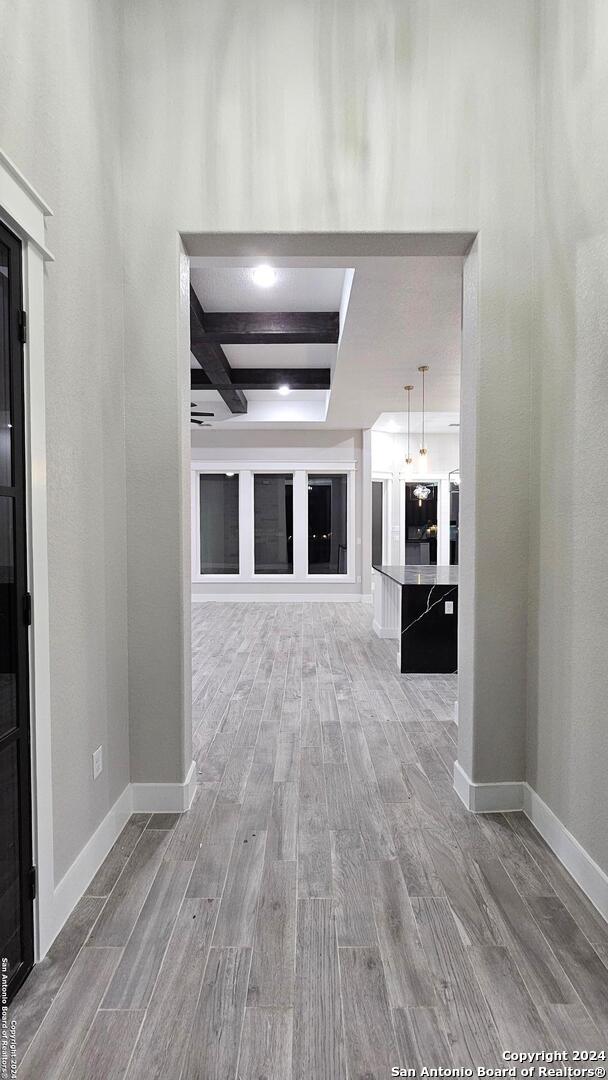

{"left": 1, "top": 241, "right": 13, "bottom": 485}
{"left": 405, "top": 481, "right": 438, "bottom": 564}
{"left": 0, "top": 497, "right": 17, "bottom": 736}
{"left": 450, "top": 482, "right": 460, "bottom": 565}
{"left": 254, "top": 474, "right": 293, "bottom": 574}
{"left": 308, "top": 474, "right": 347, "bottom": 574}
{"left": 200, "top": 473, "right": 239, "bottom": 574}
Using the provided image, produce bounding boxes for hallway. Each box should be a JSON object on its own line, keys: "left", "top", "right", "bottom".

{"left": 11, "top": 602, "right": 608, "bottom": 1077}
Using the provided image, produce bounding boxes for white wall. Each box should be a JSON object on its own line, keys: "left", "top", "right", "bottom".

{"left": 372, "top": 430, "right": 460, "bottom": 475}
{"left": 191, "top": 430, "right": 365, "bottom": 597}
{"left": 1, "top": 1, "right": 541, "bottom": 875}
{"left": 0, "top": 1, "right": 129, "bottom": 880}
{"left": 528, "top": 1, "right": 608, "bottom": 871}
{"left": 121, "top": 0, "right": 536, "bottom": 791}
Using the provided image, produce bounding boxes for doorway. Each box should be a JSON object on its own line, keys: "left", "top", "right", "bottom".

{"left": 0, "top": 220, "right": 34, "bottom": 1002}
{"left": 371, "top": 479, "right": 384, "bottom": 566}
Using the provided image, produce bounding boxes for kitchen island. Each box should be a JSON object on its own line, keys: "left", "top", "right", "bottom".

{"left": 372, "top": 564, "right": 458, "bottom": 674}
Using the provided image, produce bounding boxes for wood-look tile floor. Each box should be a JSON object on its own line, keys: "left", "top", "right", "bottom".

{"left": 10, "top": 602, "right": 608, "bottom": 1078}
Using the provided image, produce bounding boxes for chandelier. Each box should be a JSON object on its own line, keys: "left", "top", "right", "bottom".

{"left": 413, "top": 484, "right": 431, "bottom": 506}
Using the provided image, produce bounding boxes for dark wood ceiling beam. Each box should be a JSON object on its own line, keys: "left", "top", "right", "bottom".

{"left": 191, "top": 310, "right": 339, "bottom": 345}
{"left": 190, "top": 286, "right": 247, "bottom": 414}
{"left": 191, "top": 367, "right": 331, "bottom": 391}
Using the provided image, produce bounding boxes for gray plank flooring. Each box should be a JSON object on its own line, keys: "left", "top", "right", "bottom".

{"left": 9, "top": 602, "right": 608, "bottom": 1076}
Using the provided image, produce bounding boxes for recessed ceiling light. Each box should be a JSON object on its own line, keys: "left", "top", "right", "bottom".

{"left": 252, "top": 264, "right": 277, "bottom": 287}
{"left": 277, "top": 384, "right": 291, "bottom": 396}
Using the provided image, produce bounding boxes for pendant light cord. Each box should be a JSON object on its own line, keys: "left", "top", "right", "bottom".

{"left": 421, "top": 368, "right": 425, "bottom": 449}
{"left": 404, "top": 384, "right": 413, "bottom": 462}
{"left": 417, "top": 365, "right": 429, "bottom": 453}
{"left": 407, "top": 388, "right": 410, "bottom": 460}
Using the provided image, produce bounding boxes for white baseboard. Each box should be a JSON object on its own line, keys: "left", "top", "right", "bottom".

{"left": 372, "top": 619, "right": 399, "bottom": 639}
{"left": 42, "top": 782, "right": 132, "bottom": 957}
{"left": 193, "top": 593, "right": 371, "bottom": 603}
{"left": 524, "top": 785, "right": 608, "bottom": 923}
{"left": 453, "top": 761, "right": 524, "bottom": 813}
{"left": 38, "top": 761, "right": 197, "bottom": 959}
{"left": 453, "top": 762, "right": 608, "bottom": 923}
{"left": 131, "top": 760, "right": 197, "bottom": 813}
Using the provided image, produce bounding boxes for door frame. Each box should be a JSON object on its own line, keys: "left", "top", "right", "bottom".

{"left": 0, "top": 219, "right": 34, "bottom": 999}
{"left": 371, "top": 471, "right": 392, "bottom": 564}
{"left": 0, "top": 150, "right": 55, "bottom": 963}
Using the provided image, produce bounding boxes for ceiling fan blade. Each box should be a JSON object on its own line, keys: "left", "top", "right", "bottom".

{"left": 191, "top": 419, "right": 207, "bottom": 426}
{"left": 191, "top": 411, "right": 215, "bottom": 417}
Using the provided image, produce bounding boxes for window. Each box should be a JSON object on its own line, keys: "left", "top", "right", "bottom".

{"left": 405, "top": 481, "right": 438, "bottom": 564}
{"left": 254, "top": 473, "right": 293, "bottom": 574}
{"left": 308, "top": 474, "right": 347, "bottom": 574}
{"left": 199, "top": 473, "right": 239, "bottom": 574}
{"left": 194, "top": 463, "right": 353, "bottom": 582}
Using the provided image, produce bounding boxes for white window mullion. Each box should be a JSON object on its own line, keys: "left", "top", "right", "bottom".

{"left": 293, "top": 470, "right": 308, "bottom": 579}
{"left": 348, "top": 469, "right": 356, "bottom": 578}
{"left": 240, "top": 470, "right": 254, "bottom": 579}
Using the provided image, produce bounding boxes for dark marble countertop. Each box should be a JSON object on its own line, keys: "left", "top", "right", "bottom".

{"left": 373, "top": 564, "right": 459, "bottom": 586}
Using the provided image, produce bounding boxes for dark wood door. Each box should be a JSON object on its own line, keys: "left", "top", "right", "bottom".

{"left": 0, "top": 219, "right": 34, "bottom": 1002}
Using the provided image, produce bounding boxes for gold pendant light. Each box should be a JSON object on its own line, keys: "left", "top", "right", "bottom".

{"left": 418, "top": 365, "right": 429, "bottom": 461}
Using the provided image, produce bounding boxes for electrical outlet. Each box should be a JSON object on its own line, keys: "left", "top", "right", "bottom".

{"left": 445, "top": 600, "right": 454, "bottom": 615}
{"left": 92, "top": 745, "right": 103, "bottom": 780}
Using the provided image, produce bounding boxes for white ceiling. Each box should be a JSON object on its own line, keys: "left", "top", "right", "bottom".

{"left": 189, "top": 256, "right": 462, "bottom": 431}
{"left": 326, "top": 257, "right": 461, "bottom": 427}
{"left": 222, "top": 343, "right": 336, "bottom": 370}
{"left": 190, "top": 342, "right": 336, "bottom": 371}
{"left": 190, "top": 266, "right": 346, "bottom": 311}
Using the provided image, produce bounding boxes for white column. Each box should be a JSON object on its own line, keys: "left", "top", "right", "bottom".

{"left": 373, "top": 573, "right": 401, "bottom": 641}
{"left": 293, "top": 470, "right": 308, "bottom": 578}
{"left": 439, "top": 478, "right": 451, "bottom": 565}
{"left": 240, "top": 470, "right": 254, "bottom": 578}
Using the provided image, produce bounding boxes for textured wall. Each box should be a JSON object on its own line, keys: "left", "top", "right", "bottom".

{"left": 528, "top": 1, "right": 608, "bottom": 869}
{"left": 0, "top": 0, "right": 543, "bottom": 878}
{"left": 121, "top": 0, "right": 536, "bottom": 786}
{"left": 0, "top": 1, "right": 129, "bottom": 879}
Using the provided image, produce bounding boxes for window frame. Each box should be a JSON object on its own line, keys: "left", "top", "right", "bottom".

{"left": 252, "top": 470, "right": 295, "bottom": 578}
{"left": 191, "top": 460, "right": 356, "bottom": 584}
{"left": 305, "top": 471, "right": 351, "bottom": 579}
{"left": 197, "top": 471, "right": 241, "bottom": 577}
{"left": 371, "top": 471, "right": 393, "bottom": 565}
